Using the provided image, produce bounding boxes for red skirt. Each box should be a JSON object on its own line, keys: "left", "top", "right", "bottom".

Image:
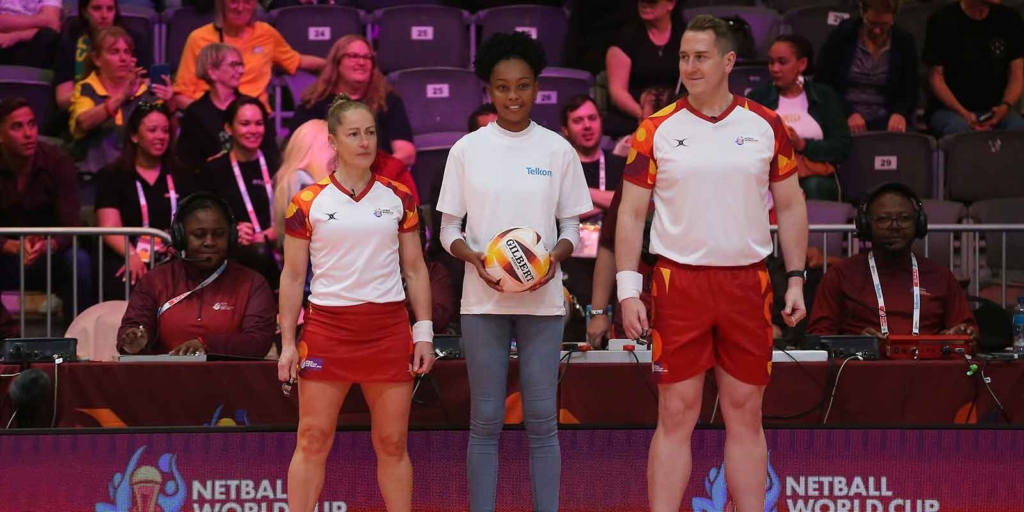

{"left": 297, "top": 301, "right": 414, "bottom": 383}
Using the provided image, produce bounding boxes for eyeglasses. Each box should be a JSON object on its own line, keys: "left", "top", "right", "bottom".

{"left": 341, "top": 52, "right": 374, "bottom": 62}
{"left": 227, "top": 0, "right": 257, "bottom": 7}
{"left": 870, "top": 214, "right": 916, "bottom": 228}
{"left": 223, "top": 60, "right": 244, "bottom": 70}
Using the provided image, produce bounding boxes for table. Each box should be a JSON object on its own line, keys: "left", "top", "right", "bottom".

{"left": 1, "top": 359, "right": 1021, "bottom": 428}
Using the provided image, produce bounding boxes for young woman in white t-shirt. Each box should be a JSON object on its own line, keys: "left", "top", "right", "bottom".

{"left": 278, "top": 95, "right": 436, "bottom": 512}
{"left": 436, "top": 32, "right": 593, "bottom": 512}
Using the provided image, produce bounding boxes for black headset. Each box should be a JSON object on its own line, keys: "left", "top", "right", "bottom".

{"left": 170, "top": 192, "right": 239, "bottom": 253}
{"left": 854, "top": 182, "right": 928, "bottom": 241}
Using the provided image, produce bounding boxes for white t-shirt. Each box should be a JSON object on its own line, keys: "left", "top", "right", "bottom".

{"left": 775, "top": 91, "right": 824, "bottom": 141}
{"left": 285, "top": 174, "right": 419, "bottom": 306}
{"left": 437, "top": 121, "right": 594, "bottom": 315}
{"left": 0, "top": 0, "right": 60, "bottom": 16}
{"left": 624, "top": 96, "right": 798, "bottom": 266}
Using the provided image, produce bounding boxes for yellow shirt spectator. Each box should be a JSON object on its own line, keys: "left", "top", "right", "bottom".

{"left": 173, "top": 21, "right": 301, "bottom": 108}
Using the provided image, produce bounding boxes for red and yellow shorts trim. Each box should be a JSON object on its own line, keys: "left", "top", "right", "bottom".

{"left": 650, "top": 257, "right": 774, "bottom": 386}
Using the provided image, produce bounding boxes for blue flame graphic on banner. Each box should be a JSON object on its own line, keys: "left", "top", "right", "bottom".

{"left": 692, "top": 452, "right": 780, "bottom": 512}
{"left": 95, "top": 446, "right": 187, "bottom": 512}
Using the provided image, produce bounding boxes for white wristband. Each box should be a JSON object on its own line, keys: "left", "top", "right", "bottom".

{"left": 616, "top": 271, "right": 643, "bottom": 301}
{"left": 412, "top": 320, "right": 434, "bottom": 344}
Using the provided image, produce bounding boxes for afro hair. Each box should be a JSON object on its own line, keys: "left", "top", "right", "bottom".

{"left": 473, "top": 31, "right": 548, "bottom": 83}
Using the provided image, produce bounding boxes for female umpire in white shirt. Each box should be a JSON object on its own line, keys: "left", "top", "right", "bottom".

{"left": 278, "top": 95, "right": 436, "bottom": 512}
{"left": 436, "top": 32, "right": 594, "bottom": 512}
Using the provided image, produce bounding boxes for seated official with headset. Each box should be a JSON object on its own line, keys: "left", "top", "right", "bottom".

{"left": 807, "top": 183, "right": 977, "bottom": 340}
{"left": 117, "top": 193, "right": 277, "bottom": 357}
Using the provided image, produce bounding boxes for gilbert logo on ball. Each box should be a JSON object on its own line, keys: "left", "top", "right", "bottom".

{"left": 484, "top": 227, "right": 550, "bottom": 293}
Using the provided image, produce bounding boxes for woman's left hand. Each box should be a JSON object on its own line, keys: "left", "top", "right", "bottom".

{"left": 169, "top": 339, "right": 206, "bottom": 356}
{"left": 411, "top": 342, "right": 436, "bottom": 375}
{"left": 785, "top": 126, "right": 806, "bottom": 152}
{"left": 528, "top": 256, "right": 559, "bottom": 292}
{"left": 887, "top": 113, "right": 907, "bottom": 133}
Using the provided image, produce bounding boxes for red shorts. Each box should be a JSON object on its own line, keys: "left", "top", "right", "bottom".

{"left": 298, "top": 301, "right": 413, "bottom": 383}
{"left": 650, "top": 258, "right": 774, "bottom": 386}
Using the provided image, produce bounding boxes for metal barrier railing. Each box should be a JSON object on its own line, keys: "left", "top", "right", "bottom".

{"left": 772, "top": 224, "right": 1024, "bottom": 307}
{"left": 0, "top": 227, "right": 172, "bottom": 337}
{"left": 1, "top": 224, "right": 1022, "bottom": 337}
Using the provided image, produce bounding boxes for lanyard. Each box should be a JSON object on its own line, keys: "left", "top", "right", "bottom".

{"left": 868, "top": 251, "right": 919, "bottom": 336}
{"left": 597, "top": 151, "right": 606, "bottom": 191}
{"left": 230, "top": 150, "right": 273, "bottom": 234}
{"left": 157, "top": 260, "right": 227, "bottom": 317}
{"left": 135, "top": 175, "right": 177, "bottom": 228}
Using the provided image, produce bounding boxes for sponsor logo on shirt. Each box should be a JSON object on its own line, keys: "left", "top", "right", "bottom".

{"left": 300, "top": 358, "right": 324, "bottom": 371}
{"left": 212, "top": 302, "right": 234, "bottom": 311}
{"left": 652, "top": 362, "right": 667, "bottom": 373}
{"left": 919, "top": 287, "right": 930, "bottom": 296}
{"left": 673, "top": 138, "right": 689, "bottom": 148}
{"left": 526, "top": 166, "right": 553, "bottom": 177}
{"left": 374, "top": 208, "right": 394, "bottom": 218}
{"left": 325, "top": 212, "right": 339, "bottom": 221}
{"left": 735, "top": 136, "right": 759, "bottom": 146}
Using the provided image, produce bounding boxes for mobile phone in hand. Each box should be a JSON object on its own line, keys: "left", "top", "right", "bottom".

{"left": 148, "top": 63, "right": 171, "bottom": 82}
{"left": 977, "top": 111, "right": 994, "bottom": 123}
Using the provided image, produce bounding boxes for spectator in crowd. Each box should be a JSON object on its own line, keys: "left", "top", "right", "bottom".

{"left": 172, "top": 0, "right": 324, "bottom": 111}
{"left": 0, "top": 0, "right": 60, "bottom": 67}
{"left": 605, "top": 0, "right": 684, "bottom": 138}
{"left": 69, "top": 27, "right": 174, "bottom": 173}
{"left": 200, "top": 96, "right": 280, "bottom": 289}
{"left": 272, "top": 119, "right": 334, "bottom": 244}
{"left": 117, "top": 192, "right": 277, "bottom": 357}
{"left": 816, "top": 0, "right": 919, "bottom": 134}
{"left": 0, "top": 98, "right": 94, "bottom": 324}
{"left": 565, "top": 0, "right": 642, "bottom": 74}
{"left": 749, "top": 35, "right": 851, "bottom": 201}
{"left": 0, "top": 301, "right": 16, "bottom": 340}
{"left": 290, "top": 35, "right": 416, "bottom": 167}
{"left": 560, "top": 94, "right": 625, "bottom": 305}
{"left": 923, "top": 0, "right": 1024, "bottom": 136}
{"left": 612, "top": 85, "right": 672, "bottom": 157}
{"left": 95, "top": 103, "right": 196, "bottom": 299}
{"left": 808, "top": 183, "right": 977, "bottom": 339}
{"left": 176, "top": 43, "right": 280, "bottom": 172}
{"left": 55, "top": 0, "right": 150, "bottom": 111}
{"left": 467, "top": 103, "right": 498, "bottom": 133}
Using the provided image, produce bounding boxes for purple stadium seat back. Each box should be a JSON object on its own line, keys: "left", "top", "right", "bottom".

{"left": 805, "top": 200, "right": 854, "bottom": 259}
{"left": 164, "top": 7, "right": 215, "bottom": 74}
{"left": 684, "top": 6, "right": 781, "bottom": 59}
{"left": 371, "top": 5, "right": 471, "bottom": 73}
{"left": 838, "top": 132, "right": 936, "bottom": 205}
{"left": 475, "top": 5, "right": 569, "bottom": 67}
{"left": 917, "top": 199, "right": 966, "bottom": 268}
{"left": 388, "top": 67, "right": 484, "bottom": 135}
{"left": 731, "top": 64, "right": 771, "bottom": 97}
{"left": 942, "top": 130, "right": 1024, "bottom": 204}
{"left": 781, "top": 4, "right": 857, "bottom": 55}
{"left": 271, "top": 5, "right": 365, "bottom": 58}
{"left": 531, "top": 67, "right": 593, "bottom": 132}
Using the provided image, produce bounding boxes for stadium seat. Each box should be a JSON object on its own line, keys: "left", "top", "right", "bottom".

{"left": 895, "top": 2, "right": 938, "bottom": 52}
{"left": 357, "top": 0, "right": 440, "bottom": 9}
{"left": 65, "top": 300, "right": 128, "bottom": 363}
{"left": 387, "top": 67, "right": 484, "bottom": 135}
{"left": 532, "top": 67, "right": 593, "bottom": 132}
{"left": 838, "top": 132, "right": 937, "bottom": 204}
{"left": 918, "top": 199, "right": 966, "bottom": 269}
{"left": 0, "top": 67, "right": 54, "bottom": 134}
{"left": 411, "top": 131, "right": 464, "bottom": 208}
{"left": 730, "top": 64, "right": 771, "bottom": 96}
{"left": 942, "top": 130, "right": 1024, "bottom": 203}
{"left": 781, "top": 3, "right": 857, "bottom": 55}
{"left": 968, "top": 197, "right": 1024, "bottom": 274}
{"left": 272, "top": 69, "right": 318, "bottom": 136}
{"left": 805, "top": 200, "right": 854, "bottom": 260}
{"left": 271, "top": 5, "right": 365, "bottom": 58}
{"left": 162, "top": 7, "right": 214, "bottom": 73}
{"left": 370, "top": 5, "right": 471, "bottom": 73}
{"left": 683, "top": 6, "right": 781, "bottom": 59}
{"left": 475, "top": 5, "right": 569, "bottom": 68}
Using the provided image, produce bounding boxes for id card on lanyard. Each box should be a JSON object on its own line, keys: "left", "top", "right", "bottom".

{"left": 868, "top": 251, "right": 920, "bottom": 336}
{"left": 157, "top": 260, "right": 227, "bottom": 317}
{"left": 135, "top": 175, "right": 178, "bottom": 263}
{"left": 231, "top": 150, "right": 273, "bottom": 234}
{"left": 573, "top": 152, "right": 606, "bottom": 259}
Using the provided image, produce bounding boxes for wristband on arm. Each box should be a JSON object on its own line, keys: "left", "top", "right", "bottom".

{"left": 616, "top": 271, "right": 643, "bottom": 301}
{"left": 412, "top": 320, "right": 434, "bottom": 344}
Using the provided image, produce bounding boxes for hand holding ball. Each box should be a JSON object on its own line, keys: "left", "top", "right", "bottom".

{"left": 484, "top": 227, "right": 551, "bottom": 293}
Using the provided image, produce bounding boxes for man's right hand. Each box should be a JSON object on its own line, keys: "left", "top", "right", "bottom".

{"left": 586, "top": 314, "right": 610, "bottom": 348}
{"left": 469, "top": 251, "right": 503, "bottom": 292}
{"left": 620, "top": 297, "right": 648, "bottom": 341}
{"left": 1, "top": 239, "right": 19, "bottom": 256}
{"left": 847, "top": 113, "right": 867, "bottom": 134}
{"left": 861, "top": 327, "right": 887, "bottom": 339}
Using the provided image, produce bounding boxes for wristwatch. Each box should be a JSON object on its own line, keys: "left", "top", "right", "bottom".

{"left": 587, "top": 307, "right": 607, "bottom": 318}
{"left": 786, "top": 269, "right": 807, "bottom": 280}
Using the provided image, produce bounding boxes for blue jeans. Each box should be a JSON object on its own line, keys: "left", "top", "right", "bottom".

{"left": 461, "top": 314, "right": 563, "bottom": 512}
{"left": 929, "top": 108, "right": 1024, "bottom": 137}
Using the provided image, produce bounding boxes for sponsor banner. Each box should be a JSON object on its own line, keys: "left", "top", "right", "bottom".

{"left": 0, "top": 429, "right": 1021, "bottom": 511}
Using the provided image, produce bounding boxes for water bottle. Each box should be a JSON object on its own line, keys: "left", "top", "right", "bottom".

{"left": 1013, "top": 297, "right": 1024, "bottom": 353}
